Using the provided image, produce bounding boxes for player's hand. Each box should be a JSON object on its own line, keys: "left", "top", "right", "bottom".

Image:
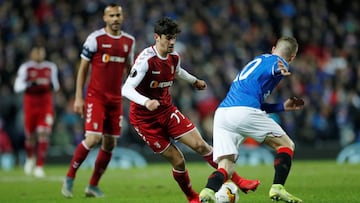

{"left": 193, "top": 79, "right": 207, "bottom": 90}
{"left": 145, "top": 99, "right": 160, "bottom": 111}
{"left": 284, "top": 96, "right": 304, "bottom": 111}
{"left": 26, "top": 79, "right": 40, "bottom": 88}
{"left": 73, "top": 97, "right": 85, "bottom": 117}
{"left": 277, "top": 60, "right": 291, "bottom": 76}
{"left": 26, "top": 81, "right": 38, "bottom": 88}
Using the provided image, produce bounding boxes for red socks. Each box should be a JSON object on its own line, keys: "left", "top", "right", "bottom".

{"left": 172, "top": 169, "right": 198, "bottom": 198}
{"left": 36, "top": 139, "right": 48, "bottom": 166}
{"left": 89, "top": 149, "right": 112, "bottom": 186}
{"left": 66, "top": 141, "right": 90, "bottom": 178}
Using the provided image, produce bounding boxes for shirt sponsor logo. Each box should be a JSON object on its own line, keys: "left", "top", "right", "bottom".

{"left": 152, "top": 71, "right": 160, "bottom": 74}
{"left": 150, "top": 80, "right": 173, "bottom": 88}
{"left": 102, "top": 54, "right": 125, "bottom": 63}
{"left": 102, "top": 44, "right": 112, "bottom": 48}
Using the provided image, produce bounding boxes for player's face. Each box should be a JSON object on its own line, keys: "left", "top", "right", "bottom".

{"left": 103, "top": 6, "right": 123, "bottom": 35}
{"left": 157, "top": 34, "right": 176, "bottom": 54}
{"left": 30, "top": 47, "right": 46, "bottom": 62}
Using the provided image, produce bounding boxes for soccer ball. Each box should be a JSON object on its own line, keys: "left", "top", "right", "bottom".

{"left": 215, "top": 180, "right": 240, "bottom": 203}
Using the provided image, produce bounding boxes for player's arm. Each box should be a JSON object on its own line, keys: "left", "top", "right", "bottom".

{"left": 127, "top": 40, "right": 136, "bottom": 71}
{"left": 261, "top": 97, "right": 304, "bottom": 113}
{"left": 122, "top": 60, "right": 160, "bottom": 111}
{"left": 50, "top": 63, "right": 60, "bottom": 92}
{"left": 273, "top": 59, "right": 291, "bottom": 76}
{"left": 176, "top": 66, "right": 207, "bottom": 90}
{"left": 73, "top": 58, "right": 90, "bottom": 117}
{"left": 260, "top": 103, "right": 284, "bottom": 113}
{"left": 74, "top": 34, "right": 96, "bottom": 117}
{"left": 14, "top": 64, "right": 29, "bottom": 93}
{"left": 283, "top": 96, "right": 305, "bottom": 110}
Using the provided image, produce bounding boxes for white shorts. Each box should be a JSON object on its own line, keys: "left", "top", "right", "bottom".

{"left": 212, "top": 106, "right": 286, "bottom": 162}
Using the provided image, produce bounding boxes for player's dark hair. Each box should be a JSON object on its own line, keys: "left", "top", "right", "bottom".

{"left": 154, "top": 17, "right": 181, "bottom": 36}
{"left": 103, "top": 3, "right": 120, "bottom": 13}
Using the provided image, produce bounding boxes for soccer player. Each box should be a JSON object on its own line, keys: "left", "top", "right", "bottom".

{"left": 199, "top": 36, "right": 303, "bottom": 203}
{"left": 14, "top": 45, "right": 60, "bottom": 178}
{"left": 61, "top": 3, "right": 135, "bottom": 198}
{"left": 122, "top": 17, "right": 259, "bottom": 203}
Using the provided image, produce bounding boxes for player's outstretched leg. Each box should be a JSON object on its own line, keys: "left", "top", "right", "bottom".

{"left": 203, "top": 151, "right": 260, "bottom": 193}
{"left": 231, "top": 173, "right": 260, "bottom": 193}
{"left": 61, "top": 177, "right": 74, "bottom": 198}
{"left": 269, "top": 184, "right": 302, "bottom": 203}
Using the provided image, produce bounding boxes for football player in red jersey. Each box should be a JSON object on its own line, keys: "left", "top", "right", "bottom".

{"left": 14, "top": 45, "right": 60, "bottom": 178}
{"left": 122, "top": 17, "right": 259, "bottom": 203}
{"left": 61, "top": 3, "right": 135, "bottom": 198}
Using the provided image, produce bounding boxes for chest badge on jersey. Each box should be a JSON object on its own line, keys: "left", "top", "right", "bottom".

{"left": 123, "top": 44, "right": 128, "bottom": 52}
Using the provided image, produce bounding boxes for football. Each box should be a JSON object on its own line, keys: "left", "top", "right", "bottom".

{"left": 215, "top": 180, "right": 240, "bottom": 203}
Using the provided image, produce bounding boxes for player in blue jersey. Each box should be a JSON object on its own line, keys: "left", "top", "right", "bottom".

{"left": 199, "top": 36, "right": 303, "bottom": 203}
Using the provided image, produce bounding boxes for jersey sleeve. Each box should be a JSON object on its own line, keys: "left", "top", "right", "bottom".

{"left": 128, "top": 39, "right": 135, "bottom": 66}
{"left": 80, "top": 33, "right": 98, "bottom": 61}
{"left": 175, "top": 55, "right": 197, "bottom": 84}
{"left": 122, "top": 54, "right": 150, "bottom": 106}
{"left": 272, "top": 57, "right": 289, "bottom": 76}
{"left": 50, "top": 62, "right": 60, "bottom": 91}
{"left": 14, "top": 64, "right": 28, "bottom": 93}
{"left": 260, "top": 103, "right": 285, "bottom": 113}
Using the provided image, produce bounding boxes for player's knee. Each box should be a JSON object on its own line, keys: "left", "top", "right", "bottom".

{"left": 102, "top": 136, "right": 116, "bottom": 151}
{"left": 172, "top": 157, "right": 185, "bottom": 170}
{"left": 84, "top": 134, "right": 102, "bottom": 148}
{"left": 102, "top": 142, "right": 116, "bottom": 152}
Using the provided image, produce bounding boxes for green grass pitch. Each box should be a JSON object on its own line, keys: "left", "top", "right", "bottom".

{"left": 0, "top": 160, "right": 359, "bottom": 203}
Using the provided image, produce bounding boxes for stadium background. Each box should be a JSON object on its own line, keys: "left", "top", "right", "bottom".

{"left": 0, "top": 0, "right": 359, "bottom": 166}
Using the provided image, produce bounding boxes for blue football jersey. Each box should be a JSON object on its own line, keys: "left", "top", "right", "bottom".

{"left": 219, "top": 54, "right": 288, "bottom": 109}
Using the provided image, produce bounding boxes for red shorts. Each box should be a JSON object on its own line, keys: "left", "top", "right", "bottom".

{"left": 23, "top": 94, "right": 54, "bottom": 135}
{"left": 84, "top": 96, "right": 122, "bottom": 136}
{"left": 130, "top": 105, "right": 195, "bottom": 153}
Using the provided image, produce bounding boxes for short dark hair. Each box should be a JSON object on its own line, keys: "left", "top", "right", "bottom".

{"left": 154, "top": 17, "right": 181, "bottom": 36}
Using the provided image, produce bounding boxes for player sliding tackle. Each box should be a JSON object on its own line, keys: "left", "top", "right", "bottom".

{"left": 200, "top": 36, "right": 304, "bottom": 203}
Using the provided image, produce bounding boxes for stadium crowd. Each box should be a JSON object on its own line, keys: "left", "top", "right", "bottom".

{"left": 0, "top": 0, "right": 359, "bottom": 159}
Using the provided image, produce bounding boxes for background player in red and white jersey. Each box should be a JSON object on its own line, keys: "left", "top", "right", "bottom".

{"left": 61, "top": 3, "right": 135, "bottom": 198}
{"left": 122, "top": 17, "right": 259, "bottom": 203}
{"left": 14, "top": 45, "right": 60, "bottom": 178}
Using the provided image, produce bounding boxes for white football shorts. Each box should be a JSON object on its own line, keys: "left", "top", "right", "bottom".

{"left": 212, "top": 106, "right": 286, "bottom": 162}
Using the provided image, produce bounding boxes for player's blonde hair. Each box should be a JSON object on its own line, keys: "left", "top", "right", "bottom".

{"left": 275, "top": 36, "right": 298, "bottom": 62}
